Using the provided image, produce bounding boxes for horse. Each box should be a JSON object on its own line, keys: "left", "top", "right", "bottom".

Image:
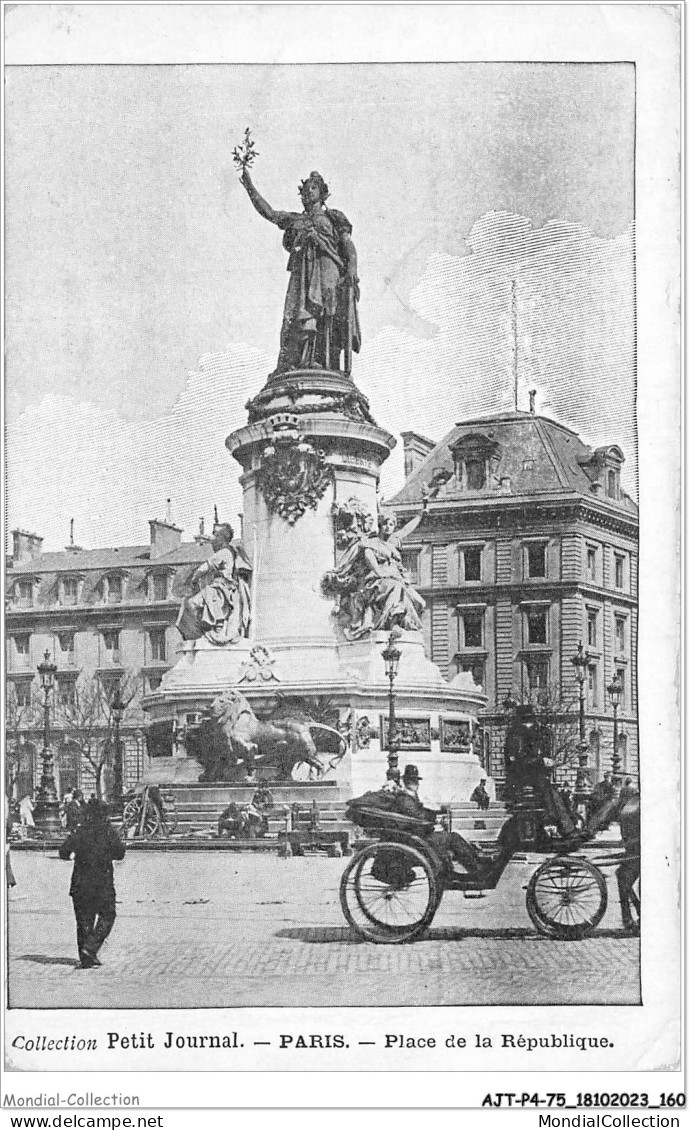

{"left": 584, "top": 791, "right": 640, "bottom": 934}
{"left": 208, "top": 689, "right": 347, "bottom": 781}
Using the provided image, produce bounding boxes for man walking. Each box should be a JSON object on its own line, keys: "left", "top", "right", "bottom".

{"left": 59, "top": 797, "right": 125, "bottom": 968}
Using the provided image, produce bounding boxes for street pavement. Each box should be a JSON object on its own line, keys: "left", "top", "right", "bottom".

{"left": 7, "top": 848, "right": 640, "bottom": 1008}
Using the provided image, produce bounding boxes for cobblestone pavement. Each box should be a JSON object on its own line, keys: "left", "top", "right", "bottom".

{"left": 7, "top": 849, "right": 640, "bottom": 1009}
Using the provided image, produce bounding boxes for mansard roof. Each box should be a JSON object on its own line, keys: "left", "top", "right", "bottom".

{"left": 7, "top": 541, "right": 210, "bottom": 577}
{"left": 388, "top": 410, "right": 638, "bottom": 518}
{"left": 6, "top": 539, "right": 211, "bottom": 612}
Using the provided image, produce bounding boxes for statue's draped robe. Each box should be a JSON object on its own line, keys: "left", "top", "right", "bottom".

{"left": 327, "top": 533, "right": 425, "bottom": 639}
{"left": 176, "top": 543, "right": 252, "bottom": 646}
{"left": 274, "top": 207, "right": 361, "bottom": 372}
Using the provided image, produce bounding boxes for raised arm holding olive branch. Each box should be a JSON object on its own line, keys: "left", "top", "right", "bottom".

{"left": 238, "top": 155, "right": 361, "bottom": 375}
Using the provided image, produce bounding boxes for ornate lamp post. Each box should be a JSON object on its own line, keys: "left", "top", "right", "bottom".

{"left": 110, "top": 687, "right": 125, "bottom": 802}
{"left": 607, "top": 671, "right": 623, "bottom": 788}
{"left": 382, "top": 627, "right": 402, "bottom": 783}
{"left": 571, "top": 641, "right": 592, "bottom": 810}
{"left": 33, "top": 650, "right": 61, "bottom": 834}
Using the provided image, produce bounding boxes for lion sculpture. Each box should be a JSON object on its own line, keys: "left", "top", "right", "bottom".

{"left": 207, "top": 689, "right": 346, "bottom": 780}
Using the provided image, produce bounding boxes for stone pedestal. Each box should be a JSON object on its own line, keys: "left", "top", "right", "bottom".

{"left": 143, "top": 369, "right": 488, "bottom": 803}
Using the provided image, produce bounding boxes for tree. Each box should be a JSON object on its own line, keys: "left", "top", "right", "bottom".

{"left": 52, "top": 671, "right": 142, "bottom": 799}
{"left": 508, "top": 682, "right": 581, "bottom": 783}
{"left": 5, "top": 682, "right": 42, "bottom": 799}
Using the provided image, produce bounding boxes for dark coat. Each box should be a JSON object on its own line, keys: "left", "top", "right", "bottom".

{"left": 64, "top": 799, "right": 83, "bottom": 832}
{"left": 59, "top": 820, "right": 125, "bottom": 901}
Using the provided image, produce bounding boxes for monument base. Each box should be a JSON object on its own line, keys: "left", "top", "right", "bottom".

{"left": 143, "top": 631, "right": 488, "bottom": 805}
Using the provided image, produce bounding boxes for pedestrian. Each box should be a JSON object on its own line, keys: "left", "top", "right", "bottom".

{"left": 470, "top": 779, "right": 491, "bottom": 811}
{"left": 58, "top": 796, "right": 125, "bottom": 969}
{"left": 19, "top": 792, "right": 35, "bottom": 830}
{"left": 65, "top": 789, "right": 84, "bottom": 832}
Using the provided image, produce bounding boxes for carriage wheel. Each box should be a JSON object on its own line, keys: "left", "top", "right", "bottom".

{"left": 340, "top": 841, "right": 440, "bottom": 944}
{"left": 121, "top": 796, "right": 162, "bottom": 839}
{"left": 121, "top": 798, "right": 142, "bottom": 839}
{"left": 526, "top": 856, "right": 608, "bottom": 940}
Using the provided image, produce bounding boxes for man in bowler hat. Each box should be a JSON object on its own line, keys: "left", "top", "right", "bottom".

{"left": 399, "top": 765, "right": 483, "bottom": 876}
{"left": 59, "top": 797, "right": 125, "bottom": 968}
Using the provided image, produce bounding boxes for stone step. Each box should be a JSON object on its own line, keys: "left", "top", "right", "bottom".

{"left": 166, "top": 781, "right": 346, "bottom": 804}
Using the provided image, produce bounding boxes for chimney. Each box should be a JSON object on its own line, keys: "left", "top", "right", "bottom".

{"left": 400, "top": 431, "right": 436, "bottom": 479}
{"left": 65, "top": 517, "right": 83, "bottom": 553}
{"left": 149, "top": 518, "right": 183, "bottom": 560}
{"left": 194, "top": 517, "right": 211, "bottom": 546}
{"left": 529, "top": 390, "right": 537, "bottom": 414}
{"left": 11, "top": 529, "right": 43, "bottom": 565}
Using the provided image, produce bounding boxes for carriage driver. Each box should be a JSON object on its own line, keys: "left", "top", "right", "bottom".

{"left": 398, "top": 765, "right": 485, "bottom": 877}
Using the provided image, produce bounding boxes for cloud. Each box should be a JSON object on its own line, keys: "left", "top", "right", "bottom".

{"left": 7, "top": 212, "right": 636, "bottom": 551}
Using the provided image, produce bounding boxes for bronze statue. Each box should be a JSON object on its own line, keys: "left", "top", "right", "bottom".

{"left": 176, "top": 523, "right": 252, "bottom": 646}
{"left": 239, "top": 163, "right": 361, "bottom": 374}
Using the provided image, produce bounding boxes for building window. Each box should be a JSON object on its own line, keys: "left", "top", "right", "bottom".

{"left": 57, "top": 631, "right": 75, "bottom": 659}
{"left": 526, "top": 543, "right": 546, "bottom": 579}
{"left": 152, "top": 574, "right": 169, "bottom": 602}
{"left": 16, "top": 580, "right": 34, "bottom": 607}
{"left": 606, "top": 470, "right": 618, "bottom": 499}
{"left": 588, "top": 663, "right": 599, "bottom": 709}
{"left": 586, "top": 546, "right": 597, "bottom": 583}
{"left": 459, "top": 658, "right": 485, "bottom": 688}
{"left": 107, "top": 575, "right": 123, "bottom": 604}
{"left": 13, "top": 634, "right": 31, "bottom": 662}
{"left": 526, "top": 608, "right": 548, "bottom": 645}
{"left": 465, "top": 458, "right": 486, "bottom": 490}
{"left": 461, "top": 546, "right": 482, "bottom": 583}
{"left": 526, "top": 658, "right": 549, "bottom": 695}
{"left": 587, "top": 609, "right": 598, "bottom": 649}
{"left": 149, "top": 629, "right": 167, "bottom": 662}
{"left": 614, "top": 554, "right": 625, "bottom": 589}
{"left": 100, "top": 675, "right": 121, "bottom": 703}
{"left": 57, "top": 679, "right": 77, "bottom": 708}
{"left": 461, "top": 610, "right": 484, "bottom": 649}
{"left": 12, "top": 680, "right": 33, "bottom": 708}
{"left": 400, "top": 551, "right": 419, "bottom": 584}
{"left": 615, "top": 616, "right": 626, "bottom": 655}
{"left": 61, "top": 577, "right": 79, "bottom": 606}
{"left": 103, "top": 630, "right": 120, "bottom": 664}
{"left": 147, "top": 673, "right": 163, "bottom": 693}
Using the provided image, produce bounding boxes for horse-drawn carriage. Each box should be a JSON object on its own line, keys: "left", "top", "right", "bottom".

{"left": 339, "top": 791, "right": 639, "bottom": 943}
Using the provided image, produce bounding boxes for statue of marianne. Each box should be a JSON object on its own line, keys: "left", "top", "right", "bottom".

{"left": 240, "top": 167, "right": 361, "bottom": 375}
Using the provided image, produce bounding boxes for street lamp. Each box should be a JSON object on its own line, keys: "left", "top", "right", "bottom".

{"left": 607, "top": 671, "right": 623, "bottom": 787}
{"left": 110, "top": 687, "right": 125, "bottom": 802}
{"left": 571, "top": 641, "right": 592, "bottom": 809}
{"left": 33, "top": 649, "right": 61, "bottom": 834}
{"left": 382, "top": 627, "right": 403, "bottom": 784}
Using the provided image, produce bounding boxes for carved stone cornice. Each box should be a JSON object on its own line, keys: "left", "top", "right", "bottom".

{"left": 396, "top": 497, "right": 638, "bottom": 540}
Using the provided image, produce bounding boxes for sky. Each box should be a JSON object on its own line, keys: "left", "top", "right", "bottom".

{"left": 5, "top": 62, "right": 636, "bottom": 550}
